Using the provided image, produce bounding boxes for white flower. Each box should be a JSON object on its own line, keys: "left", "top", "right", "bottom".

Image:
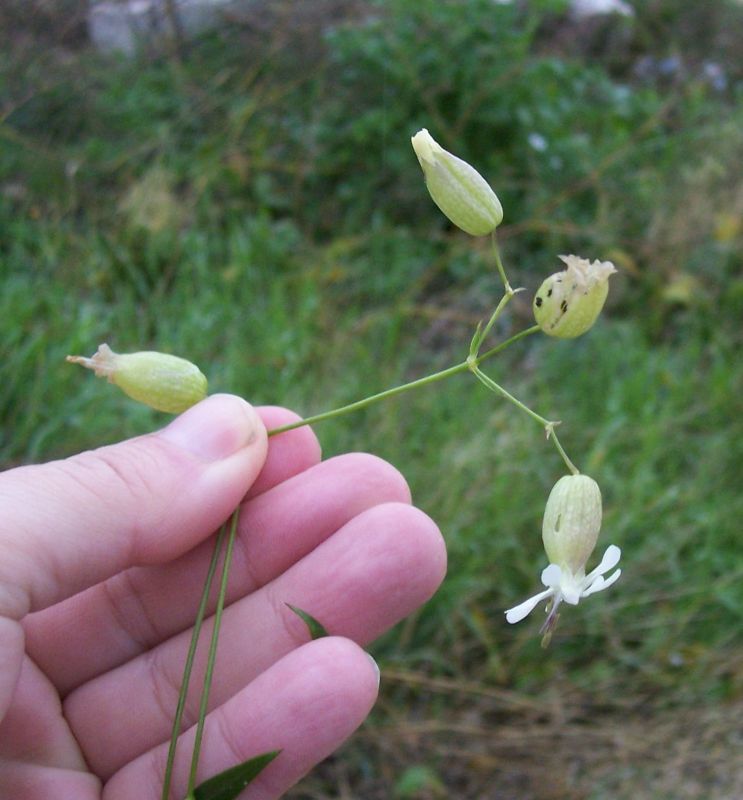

{"left": 505, "top": 474, "right": 622, "bottom": 633}
{"left": 505, "top": 544, "right": 622, "bottom": 626}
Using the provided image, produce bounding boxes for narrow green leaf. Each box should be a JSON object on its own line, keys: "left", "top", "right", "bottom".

{"left": 192, "top": 750, "right": 280, "bottom": 800}
{"left": 469, "top": 320, "right": 484, "bottom": 356}
{"left": 285, "top": 603, "right": 329, "bottom": 639}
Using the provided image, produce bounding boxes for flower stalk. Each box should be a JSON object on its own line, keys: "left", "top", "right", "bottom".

{"left": 187, "top": 507, "right": 242, "bottom": 795}
{"left": 160, "top": 522, "right": 229, "bottom": 800}
{"left": 266, "top": 326, "right": 552, "bottom": 444}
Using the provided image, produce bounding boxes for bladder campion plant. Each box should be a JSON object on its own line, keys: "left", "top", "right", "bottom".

{"left": 68, "top": 128, "right": 621, "bottom": 799}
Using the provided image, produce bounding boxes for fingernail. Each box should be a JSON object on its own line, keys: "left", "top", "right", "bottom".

{"left": 160, "top": 394, "right": 260, "bottom": 461}
{"left": 367, "top": 652, "right": 381, "bottom": 687}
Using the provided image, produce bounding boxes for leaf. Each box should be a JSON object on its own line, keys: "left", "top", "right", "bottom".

{"left": 192, "top": 750, "right": 280, "bottom": 800}
{"left": 285, "top": 603, "right": 329, "bottom": 640}
{"left": 469, "top": 320, "right": 484, "bottom": 356}
{"left": 394, "top": 764, "right": 446, "bottom": 798}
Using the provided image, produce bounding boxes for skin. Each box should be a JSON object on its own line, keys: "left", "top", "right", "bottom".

{"left": 0, "top": 394, "right": 447, "bottom": 799}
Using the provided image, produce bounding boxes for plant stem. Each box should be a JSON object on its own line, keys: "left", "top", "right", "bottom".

{"left": 470, "top": 364, "right": 547, "bottom": 427}
{"left": 478, "top": 324, "right": 541, "bottom": 362}
{"left": 491, "top": 231, "right": 513, "bottom": 294}
{"left": 161, "top": 523, "right": 227, "bottom": 800}
{"left": 267, "top": 325, "right": 541, "bottom": 437}
{"left": 186, "top": 507, "right": 241, "bottom": 795}
{"left": 268, "top": 361, "right": 470, "bottom": 436}
{"left": 549, "top": 432, "right": 579, "bottom": 476}
{"left": 476, "top": 287, "right": 518, "bottom": 352}
{"left": 470, "top": 364, "right": 579, "bottom": 475}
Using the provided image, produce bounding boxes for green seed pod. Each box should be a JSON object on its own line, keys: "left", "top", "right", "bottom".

{"left": 542, "top": 474, "right": 603, "bottom": 574}
{"left": 67, "top": 343, "right": 208, "bottom": 414}
{"left": 533, "top": 255, "right": 616, "bottom": 338}
{"left": 411, "top": 128, "right": 503, "bottom": 236}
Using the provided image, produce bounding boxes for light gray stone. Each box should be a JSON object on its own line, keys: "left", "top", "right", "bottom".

{"left": 87, "top": 0, "right": 252, "bottom": 56}
{"left": 569, "top": 0, "right": 634, "bottom": 19}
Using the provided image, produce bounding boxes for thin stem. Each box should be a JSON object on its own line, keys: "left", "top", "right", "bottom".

{"left": 470, "top": 235, "right": 520, "bottom": 356}
{"left": 491, "top": 231, "right": 513, "bottom": 294}
{"left": 161, "top": 525, "right": 227, "bottom": 800}
{"left": 548, "top": 430, "right": 579, "bottom": 476}
{"left": 475, "top": 289, "right": 515, "bottom": 354}
{"left": 267, "top": 325, "right": 542, "bottom": 438}
{"left": 186, "top": 507, "right": 241, "bottom": 794}
{"left": 478, "top": 324, "right": 541, "bottom": 362}
{"left": 471, "top": 364, "right": 547, "bottom": 427}
{"left": 471, "top": 365, "right": 579, "bottom": 475}
{"left": 268, "top": 361, "right": 470, "bottom": 436}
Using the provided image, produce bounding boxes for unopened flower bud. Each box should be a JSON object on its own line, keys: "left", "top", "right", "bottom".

{"left": 533, "top": 255, "right": 616, "bottom": 338}
{"left": 542, "top": 474, "right": 602, "bottom": 573}
{"left": 411, "top": 128, "right": 503, "bottom": 236}
{"left": 67, "top": 343, "right": 208, "bottom": 413}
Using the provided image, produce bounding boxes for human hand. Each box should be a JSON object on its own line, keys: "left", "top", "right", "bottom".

{"left": 0, "top": 394, "right": 446, "bottom": 799}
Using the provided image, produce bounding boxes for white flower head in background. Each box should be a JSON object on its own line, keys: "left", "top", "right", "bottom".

{"left": 505, "top": 474, "right": 621, "bottom": 643}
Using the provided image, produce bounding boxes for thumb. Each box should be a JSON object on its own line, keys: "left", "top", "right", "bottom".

{"left": 0, "top": 394, "right": 266, "bottom": 721}
{"left": 0, "top": 393, "right": 267, "bottom": 620}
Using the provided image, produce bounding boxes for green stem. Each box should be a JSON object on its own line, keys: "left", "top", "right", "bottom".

{"left": 268, "top": 361, "right": 470, "bottom": 436}
{"left": 491, "top": 231, "right": 513, "bottom": 294}
{"left": 161, "top": 524, "right": 227, "bottom": 800}
{"left": 268, "top": 326, "right": 541, "bottom": 438}
{"left": 471, "top": 364, "right": 579, "bottom": 475}
{"left": 548, "top": 430, "right": 579, "bottom": 477}
{"left": 186, "top": 507, "right": 241, "bottom": 795}
{"left": 475, "top": 288, "right": 516, "bottom": 354}
{"left": 478, "top": 324, "right": 541, "bottom": 362}
{"left": 471, "top": 364, "right": 547, "bottom": 427}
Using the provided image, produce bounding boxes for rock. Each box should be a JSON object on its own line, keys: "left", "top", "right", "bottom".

{"left": 87, "top": 0, "right": 251, "bottom": 56}
{"left": 569, "top": 0, "right": 634, "bottom": 19}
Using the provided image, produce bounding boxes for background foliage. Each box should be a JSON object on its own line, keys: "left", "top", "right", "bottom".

{"left": 1, "top": 1, "right": 742, "bottom": 797}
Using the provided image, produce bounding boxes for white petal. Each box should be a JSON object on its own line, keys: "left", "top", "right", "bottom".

{"left": 562, "top": 584, "right": 582, "bottom": 605}
{"left": 602, "top": 567, "right": 622, "bottom": 588}
{"left": 505, "top": 588, "right": 555, "bottom": 624}
{"left": 586, "top": 544, "right": 621, "bottom": 581}
{"left": 582, "top": 568, "right": 622, "bottom": 597}
{"left": 581, "top": 575, "right": 605, "bottom": 597}
{"left": 541, "top": 564, "right": 562, "bottom": 587}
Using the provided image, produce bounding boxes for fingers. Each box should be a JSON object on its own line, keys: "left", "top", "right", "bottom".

{"left": 0, "top": 763, "right": 100, "bottom": 800}
{"left": 25, "top": 451, "right": 405, "bottom": 694}
{"left": 65, "top": 503, "right": 446, "bottom": 777}
{"left": 0, "top": 395, "right": 267, "bottom": 619}
{"left": 103, "top": 638, "right": 379, "bottom": 800}
{"left": 0, "top": 656, "right": 85, "bottom": 769}
{"left": 244, "top": 407, "right": 322, "bottom": 499}
{"left": 1, "top": 395, "right": 267, "bottom": 721}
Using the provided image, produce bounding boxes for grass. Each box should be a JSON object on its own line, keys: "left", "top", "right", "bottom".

{"left": 1, "top": 1, "right": 742, "bottom": 797}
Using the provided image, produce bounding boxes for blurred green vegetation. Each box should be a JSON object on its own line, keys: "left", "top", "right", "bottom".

{"left": 1, "top": 0, "right": 742, "bottom": 796}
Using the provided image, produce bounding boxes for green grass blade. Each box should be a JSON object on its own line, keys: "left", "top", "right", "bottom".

{"left": 191, "top": 751, "right": 281, "bottom": 800}
{"left": 285, "top": 603, "right": 329, "bottom": 639}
